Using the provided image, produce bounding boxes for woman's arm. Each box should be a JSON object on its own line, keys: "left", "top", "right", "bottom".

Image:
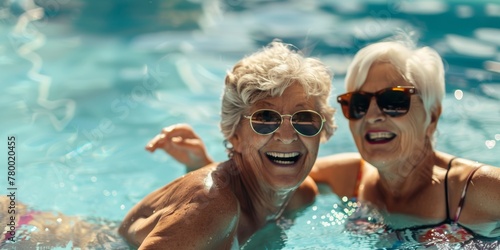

{"left": 145, "top": 124, "right": 214, "bottom": 171}
{"left": 309, "top": 152, "right": 363, "bottom": 197}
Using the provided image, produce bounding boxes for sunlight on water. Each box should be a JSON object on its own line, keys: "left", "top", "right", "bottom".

{"left": 10, "top": 1, "right": 76, "bottom": 131}
{"left": 447, "top": 34, "right": 497, "bottom": 58}
{"left": 244, "top": 194, "right": 500, "bottom": 249}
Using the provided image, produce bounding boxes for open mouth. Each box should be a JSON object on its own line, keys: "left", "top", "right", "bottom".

{"left": 266, "top": 152, "right": 301, "bottom": 165}
{"left": 365, "top": 131, "right": 396, "bottom": 144}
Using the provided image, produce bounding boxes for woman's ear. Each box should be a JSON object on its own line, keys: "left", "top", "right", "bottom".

{"left": 229, "top": 125, "right": 242, "bottom": 153}
{"left": 229, "top": 136, "right": 240, "bottom": 153}
{"left": 426, "top": 105, "right": 442, "bottom": 137}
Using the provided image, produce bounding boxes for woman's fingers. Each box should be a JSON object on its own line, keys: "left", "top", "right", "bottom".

{"left": 145, "top": 133, "right": 166, "bottom": 152}
{"left": 144, "top": 124, "right": 212, "bottom": 169}
{"left": 145, "top": 124, "right": 197, "bottom": 152}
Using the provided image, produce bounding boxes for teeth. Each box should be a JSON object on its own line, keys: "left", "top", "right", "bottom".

{"left": 266, "top": 152, "right": 300, "bottom": 158}
{"left": 273, "top": 160, "right": 295, "bottom": 165}
{"left": 368, "top": 132, "right": 394, "bottom": 140}
{"left": 266, "top": 152, "right": 300, "bottom": 165}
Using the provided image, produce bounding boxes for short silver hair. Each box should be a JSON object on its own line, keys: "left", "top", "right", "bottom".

{"left": 220, "top": 40, "right": 336, "bottom": 143}
{"left": 345, "top": 40, "right": 445, "bottom": 127}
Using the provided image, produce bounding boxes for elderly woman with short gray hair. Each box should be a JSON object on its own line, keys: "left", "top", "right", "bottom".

{"left": 119, "top": 40, "right": 336, "bottom": 249}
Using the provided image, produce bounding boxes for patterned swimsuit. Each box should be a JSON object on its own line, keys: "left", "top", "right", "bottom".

{"left": 353, "top": 157, "right": 485, "bottom": 246}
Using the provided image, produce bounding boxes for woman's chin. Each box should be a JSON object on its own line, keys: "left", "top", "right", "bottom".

{"left": 361, "top": 154, "right": 392, "bottom": 167}
{"left": 267, "top": 177, "right": 303, "bottom": 191}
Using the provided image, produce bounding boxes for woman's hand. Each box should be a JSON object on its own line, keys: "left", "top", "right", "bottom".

{"left": 145, "top": 124, "right": 213, "bottom": 171}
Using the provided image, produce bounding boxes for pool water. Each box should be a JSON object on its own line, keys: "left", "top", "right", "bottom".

{"left": 1, "top": 0, "right": 499, "bottom": 249}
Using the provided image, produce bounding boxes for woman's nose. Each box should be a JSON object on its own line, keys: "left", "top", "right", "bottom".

{"left": 273, "top": 116, "right": 298, "bottom": 144}
{"left": 365, "top": 98, "right": 385, "bottom": 124}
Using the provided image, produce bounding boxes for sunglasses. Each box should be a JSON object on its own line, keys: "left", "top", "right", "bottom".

{"left": 243, "top": 109, "right": 325, "bottom": 137}
{"left": 337, "top": 86, "right": 417, "bottom": 120}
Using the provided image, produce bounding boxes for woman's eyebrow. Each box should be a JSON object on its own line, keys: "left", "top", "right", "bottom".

{"left": 255, "top": 101, "right": 312, "bottom": 110}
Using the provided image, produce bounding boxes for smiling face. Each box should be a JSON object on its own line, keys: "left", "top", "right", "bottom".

{"left": 230, "top": 83, "right": 322, "bottom": 190}
{"left": 349, "top": 62, "right": 432, "bottom": 170}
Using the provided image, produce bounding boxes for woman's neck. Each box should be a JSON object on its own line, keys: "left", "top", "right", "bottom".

{"left": 359, "top": 151, "right": 458, "bottom": 220}
{"left": 375, "top": 150, "right": 438, "bottom": 200}
{"left": 227, "top": 157, "right": 296, "bottom": 227}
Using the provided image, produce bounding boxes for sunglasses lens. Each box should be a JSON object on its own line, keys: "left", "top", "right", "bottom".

{"left": 337, "top": 94, "right": 352, "bottom": 119}
{"left": 291, "top": 111, "right": 323, "bottom": 136}
{"left": 377, "top": 90, "right": 411, "bottom": 117}
{"left": 337, "top": 87, "right": 414, "bottom": 120}
{"left": 250, "top": 110, "right": 281, "bottom": 135}
{"left": 349, "top": 93, "right": 371, "bottom": 119}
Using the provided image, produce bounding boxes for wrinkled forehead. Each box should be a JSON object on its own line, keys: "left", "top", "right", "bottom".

{"left": 250, "top": 92, "right": 317, "bottom": 112}
{"left": 357, "top": 62, "right": 411, "bottom": 92}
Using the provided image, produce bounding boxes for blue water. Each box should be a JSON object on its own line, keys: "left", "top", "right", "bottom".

{"left": 1, "top": 0, "right": 499, "bottom": 249}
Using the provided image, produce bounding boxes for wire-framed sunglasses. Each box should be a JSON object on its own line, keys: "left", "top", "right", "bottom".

{"left": 243, "top": 109, "right": 325, "bottom": 137}
{"left": 337, "top": 86, "right": 417, "bottom": 120}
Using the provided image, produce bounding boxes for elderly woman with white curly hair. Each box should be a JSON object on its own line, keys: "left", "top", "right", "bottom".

{"left": 119, "top": 40, "right": 336, "bottom": 249}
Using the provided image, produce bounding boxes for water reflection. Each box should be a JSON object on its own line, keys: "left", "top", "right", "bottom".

{"left": 1, "top": 0, "right": 499, "bottom": 248}
{"left": 34, "top": 0, "right": 215, "bottom": 35}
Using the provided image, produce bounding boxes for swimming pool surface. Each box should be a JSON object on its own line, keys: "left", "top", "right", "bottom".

{"left": 1, "top": 0, "right": 499, "bottom": 249}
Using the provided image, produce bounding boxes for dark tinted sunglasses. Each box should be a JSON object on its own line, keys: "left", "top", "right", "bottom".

{"left": 337, "top": 86, "right": 417, "bottom": 120}
{"left": 243, "top": 109, "right": 325, "bottom": 137}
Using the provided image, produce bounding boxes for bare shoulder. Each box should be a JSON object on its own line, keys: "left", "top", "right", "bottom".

{"left": 451, "top": 159, "right": 500, "bottom": 194}
{"left": 468, "top": 164, "right": 500, "bottom": 204}
{"left": 452, "top": 159, "right": 500, "bottom": 221}
{"left": 141, "top": 165, "right": 240, "bottom": 249}
{"left": 120, "top": 163, "right": 240, "bottom": 248}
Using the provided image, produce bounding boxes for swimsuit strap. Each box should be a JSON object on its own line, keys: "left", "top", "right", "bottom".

{"left": 453, "top": 165, "right": 484, "bottom": 222}
{"left": 444, "top": 157, "right": 458, "bottom": 222}
{"left": 353, "top": 159, "right": 364, "bottom": 198}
